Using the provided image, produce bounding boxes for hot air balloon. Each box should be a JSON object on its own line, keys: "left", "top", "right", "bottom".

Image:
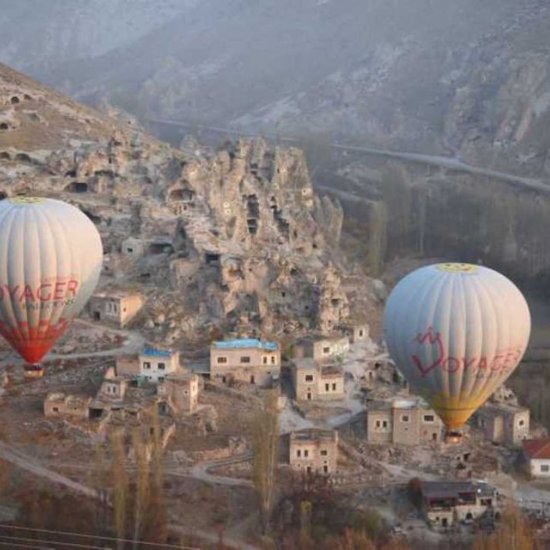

{"left": 383, "top": 262, "right": 530, "bottom": 437}
{"left": 0, "top": 197, "right": 103, "bottom": 372}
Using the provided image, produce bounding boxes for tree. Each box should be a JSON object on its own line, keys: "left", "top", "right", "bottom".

{"left": 472, "top": 504, "right": 536, "bottom": 550}
{"left": 252, "top": 389, "right": 280, "bottom": 534}
{"left": 110, "top": 430, "right": 128, "bottom": 550}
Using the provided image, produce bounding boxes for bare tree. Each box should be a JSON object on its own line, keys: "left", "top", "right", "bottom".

{"left": 110, "top": 430, "right": 128, "bottom": 550}
{"left": 252, "top": 389, "right": 280, "bottom": 534}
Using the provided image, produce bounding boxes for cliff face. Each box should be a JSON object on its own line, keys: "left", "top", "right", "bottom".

{"left": 0, "top": 63, "right": 355, "bottom": 344}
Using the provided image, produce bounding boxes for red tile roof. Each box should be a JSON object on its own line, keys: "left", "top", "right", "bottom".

{"left": 523, "top": 439, "right": 550, "bottom": 459}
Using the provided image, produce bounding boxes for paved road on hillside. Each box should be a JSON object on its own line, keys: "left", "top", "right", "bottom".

{"left": 148, "top": 118, "right": 550, "bottom": 194}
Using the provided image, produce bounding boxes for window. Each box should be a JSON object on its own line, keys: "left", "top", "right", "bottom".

{"left": 217, "top": 357, "right": 227, "bottom": 364}
{"left": 158, "top": 377, "right": 164, "bottom": 383}
{"left": 423, "top": 415, "right": 435, "bottom": 423}
{"left": 52, "top": 407, "right": 59, "bottom": 413}
{"left": 325, "top": 383, "right": 330, "bottom": 391}
{"left": 332, "top": 383, "right": 337, "bottom": 391}
{"left": 322, "top": 347, "right": 330, "bottom": 354}
{"left": 320, "top": 450, "right": 328, "bottom": 456}
{"left": 323, "top": 465, "right": 328, "bottom": 473}
{"left": 305, "top": 374, "right": 314, "bottom": 382}
{"left": 143, "top": 362, "right": 151, "bottom": 370}
{"left": 359, "top": 330, "right": 364, "bottom": 337}
{"left": 158, "top": 363, "right": 165, "bottom": 370}
{"left": 541, "top": 465, "right": 549, "bottom": 473}
{"left": 518, "top": 419, "right": 525, "bottom": 427}
{"left": 263, "top": 356, "right": 268, "bottom": 365}
{"left": 241, "top": 356, "right": 251, "bottom": 364}
{"left": 271, "top": 356, "right": 276, "bottom": 364}
{"left": 401, "top": 415, "right": 410, "bottom": 423}
{"left": 297, "top": 449, "right": 301, "bottom": 458}
{"left": 375, "top": 420, "right": 381, "bottom": 428}
{"left": 304, "top": 450, "right": 309, "bottom": 458}
{"left": 382, "top": 421, "right": 388, "bottom": 428}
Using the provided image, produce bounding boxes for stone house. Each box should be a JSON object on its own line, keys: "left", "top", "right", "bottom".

{"left": 115, "top": 355, "right": 140, "bottom": 378}
{"left": 291, "top": 358, "right": 345, "bottom": 401}
{"left": 159, "top": 370, "right": 200, "bottom": 414}
{"left": 89, "top": 291, "right": 144, "bottom": 328}
{"left": 293, "top": 335, "right": 350, "bottom": 363}
{"left": 475, "top": 403, "right": 530, "bottom": 447}
{"left": 210, "top": 338, "right": 281, "bottom": 386}
{"left": 289, "top": 429, "right": 338, "bottom": 474}
{"left": 523, "top": 439, "right": 550, "bottom": 478}
{"left": 420, "top": 481, "right": 497, "bottom": 529}
{"left": 139, "top": 347, "right": 180, "bottom": 383}
{"left": 366, "top": 399, "right": 443, "bottom": 445}
{"left": 44, "top": 392, "right": 91, "bottom": 419}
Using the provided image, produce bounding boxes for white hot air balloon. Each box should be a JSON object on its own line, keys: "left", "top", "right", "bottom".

{"left": 0, "top": 197, "right": 103, "bottom": 367}
{"left": 383, "top": 263, "right": 530, "bottom": 433}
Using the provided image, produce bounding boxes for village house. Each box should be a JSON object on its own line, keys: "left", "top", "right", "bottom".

{"left": 139, "top": 346, "right": 180, "bottom": 383}
{"left": 475, "top": 403, "right": 530, "bottom": 447}
{"left": 88, "top": 290, "right": 144, "bottom": 328}
{"left": 159, "top": 370, "right": 200, "bottom": 414}
{"left": 209, "top": 338, "right": 281, "bottom": 386}
{"left": 289, "top": 429, "right": 339, "bottom": 475}
{"left": 366, "top": 398, "right": 443, "bottom": 445}
{"left": 420, "top": 481, "right": 497, "bottom": 529}
{"left": 523, "top": 439, "right": 550, "bottom": 478}
{"left": 293, "top": 335, "right": 350, "bottom": 363}
{"left": 291, "top": 358, "right": 345, "bottom": 401}
{"left": 44, "top": 392, "right": 91, "bottom": 419}
{"left": 115, "top": 355, "right": 140, "bottom": 379}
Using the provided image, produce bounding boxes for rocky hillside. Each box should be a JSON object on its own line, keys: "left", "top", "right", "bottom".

{"left": 4, "top": 0, "right": 550, "bottom": 177}
{"left": 0, "top": 63, "right": 376, "bottom": 346}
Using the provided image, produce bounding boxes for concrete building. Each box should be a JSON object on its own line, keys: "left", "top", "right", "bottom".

{"left": 289, "top": 429, "right": 338, "bottom": 474}
{"left": 139, "top": 347, "right": 180, "bottom": 383}
{"left": 420, "top": 481, "right": 497, "bottom": 528}
{"left": 210, "top": 338, "right": 281, "bottom": 386}
{"left": 523, "top": 439, "right": 550, "bottom": 478}
{"left": 291, "top": 359, "right": 345, "bottom": 401}
{"left": 475, "top": 403, "right": 530, "bottom": 447}
{"left": 293, "top": 335, "right": 350, "bottom": 363}
{"left": 366, "top": 399, "right": 443, "bottom": 445}
{"left": 160, "top": 370, "right": 200, "bottom": 414}
{"left": 89, "top": 291, "right": 144, "bottom": 328}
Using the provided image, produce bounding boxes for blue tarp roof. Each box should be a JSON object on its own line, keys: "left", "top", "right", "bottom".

{"left": 213, "top": 338, "right": 278, "bottom": 351}
{"left": 142, "top": 347, "right": 173, "bottom": 358}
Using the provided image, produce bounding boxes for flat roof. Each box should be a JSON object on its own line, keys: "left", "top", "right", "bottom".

{"left": 212, "top": 338, "right": 278, "bottom": 351}
{"left": 141, "top": 347, "right": 175, "bottom": 358}
{"left": 421, "top": 481, "right": 494, "bottom": 499}
{"left": 290, "top": 428, "right": 337, "bottom": 442}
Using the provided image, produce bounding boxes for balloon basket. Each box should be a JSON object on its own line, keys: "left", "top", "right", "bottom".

{"left": 444, "top": 430, "right": 463, "bottom": 444}
{"left": 24, "top": 364, "right": 44, "bottom": 379}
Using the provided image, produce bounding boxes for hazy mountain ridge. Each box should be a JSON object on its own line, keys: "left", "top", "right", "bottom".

{"left": 3, "top": 0, "right": 550, "bottom": 175}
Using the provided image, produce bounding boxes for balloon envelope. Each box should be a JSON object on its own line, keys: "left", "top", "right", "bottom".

{"left": 0, "top": 197, "right": 103, "bottom": 363}
{"left": 383, "top": 263, "right": 530, "bottom": 430}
